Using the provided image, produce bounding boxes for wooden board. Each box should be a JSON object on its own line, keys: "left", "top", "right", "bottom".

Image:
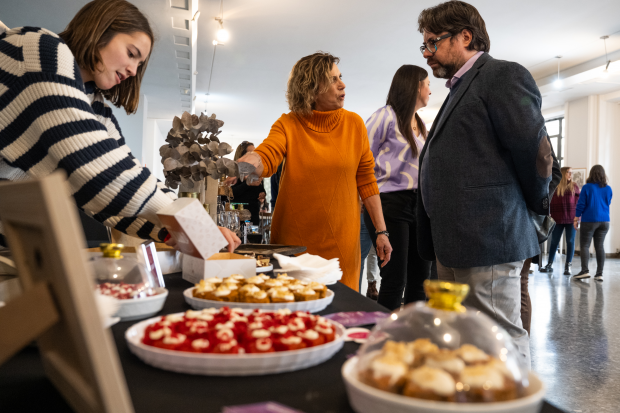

{"left": 0, "top": 171, "right": 134, "bottom": 413}
{"left": 231, "top": 244, "right": 307, "bottom": 257}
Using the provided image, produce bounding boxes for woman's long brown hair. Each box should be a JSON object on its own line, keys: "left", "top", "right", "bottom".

{"left": 59, "top": 0, "right": 154, "bottom": 114}
{"left": 386, "top": 65, "right": 429, "bottom": 158}
{"left": 587, "top": 164, "right": 608, "bottom": 188}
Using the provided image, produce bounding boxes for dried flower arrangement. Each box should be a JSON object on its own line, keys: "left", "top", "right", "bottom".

{"left": 160, "top": 112, "right": 237, "bottom": 190}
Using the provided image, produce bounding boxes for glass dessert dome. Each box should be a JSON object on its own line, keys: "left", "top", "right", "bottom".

{"left": 354, "top": 280, "right": 530, "bottom": 404}
{"left": 91, "top": 243, "right": 152, "bottom": 298}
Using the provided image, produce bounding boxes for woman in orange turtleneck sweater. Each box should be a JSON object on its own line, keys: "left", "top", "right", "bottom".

{"left": 234, "top": 52, "right": 393, "bottom": 291}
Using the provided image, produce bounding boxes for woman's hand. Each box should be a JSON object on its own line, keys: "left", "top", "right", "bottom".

{"left": 219, "top": 226, "right": 241, "bottom": 252}
{"left": 573, "top": 217, "right": 580, "bottom": 230}
{"left": 224, "top": 176, "right": 238, "bottom": 186}
{"left": 258, "top": 192, "right": 266, "bottom": 202}
{"left": 376, "top": 234, "right": 393, "bottom": 267}
{"left": 237, "top": 152, "right": 264, "bottom": 186}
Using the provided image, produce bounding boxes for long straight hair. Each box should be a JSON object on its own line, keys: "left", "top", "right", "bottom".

{"left": 386, "top": 65, "right": 429, "bottom": 158}
{"left": 556, "top": 166, "right": 577, "bottom": 196}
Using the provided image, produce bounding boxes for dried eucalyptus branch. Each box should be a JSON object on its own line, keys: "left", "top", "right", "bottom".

{"left": 160, "top": 111, "right": 236, "bottom": 190}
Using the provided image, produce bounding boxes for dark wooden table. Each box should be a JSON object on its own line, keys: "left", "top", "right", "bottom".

{"left": 0, "top": 272, "right": 566, "bottom": 413}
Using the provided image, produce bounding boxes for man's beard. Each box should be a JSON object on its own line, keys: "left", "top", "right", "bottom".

{"left": 429, "top": 59, "right": 457, "bottom": 79}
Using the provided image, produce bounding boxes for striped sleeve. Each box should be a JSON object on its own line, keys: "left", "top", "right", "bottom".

{"left": 0, "top": 29, "right": 174, "bottom": 241}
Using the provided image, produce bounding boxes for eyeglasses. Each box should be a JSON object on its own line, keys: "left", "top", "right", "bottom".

{"left": 420, "top": 33, "right": 452, "bottom": 55}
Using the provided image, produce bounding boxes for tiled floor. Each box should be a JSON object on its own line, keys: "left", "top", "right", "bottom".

{"left": 526, "top": 255, "right": 620, "bottom": 413}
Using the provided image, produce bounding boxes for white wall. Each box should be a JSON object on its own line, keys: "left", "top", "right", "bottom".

{"left": 142, "top": 119, "right": 167, "bottom": 183}
{"left": 564, "top": 97, "right": 589, "bottom": 170}
{"left": 561, "top": 91, "right": 620, "bottom": 254}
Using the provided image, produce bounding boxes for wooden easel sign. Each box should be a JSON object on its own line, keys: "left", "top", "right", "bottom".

{"left": 0, "top": 172, "right": 134, "bottom": 413}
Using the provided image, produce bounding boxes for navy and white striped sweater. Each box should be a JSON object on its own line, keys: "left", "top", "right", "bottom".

{"left": 0, "top": 23, "right": 176, "bottom": 242}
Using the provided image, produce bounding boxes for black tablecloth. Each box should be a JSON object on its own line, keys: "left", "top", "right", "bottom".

{"left": 0, "top": 273, "right": 566, "bottom": 413}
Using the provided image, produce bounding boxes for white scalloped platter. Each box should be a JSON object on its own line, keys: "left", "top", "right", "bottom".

{"left": 183, "top": 287, "right": 335, "bottom": 313}
{"left": 116, "top": 288, "right": 168, "bottom": 321}
{"left": 125, "top": 312, "right": 345, "bottom": 376}
{"left": 342, "top": 356, "right": 545, "bottom": 413}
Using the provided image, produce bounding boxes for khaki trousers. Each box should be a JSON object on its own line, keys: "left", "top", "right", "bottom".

{"left": 436, "top": 258, "right": 531, "bottom": 369}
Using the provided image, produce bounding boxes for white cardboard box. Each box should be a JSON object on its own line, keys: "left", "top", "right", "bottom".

{"left": 157, "top": 198, "right": 227, "bottom": 259}
{"left": 182, "top": 253, "right": 256, "bottom": 284}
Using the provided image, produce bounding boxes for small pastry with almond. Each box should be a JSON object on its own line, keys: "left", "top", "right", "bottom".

{"left": 205, "top": 277, "right": 223, "bottom": 286}
{"left": 270, "top": 289, "right": 295, "bottom": 303}
{"left": 308, "top": 281, "right": 327, "bottom": 298}
{"left": 246, "top": 289, "right": 270, "bottom": 303}
{"left": 213, "top": 285, "right": 238, "bottom": 302}
{"left": 456, "top": 344, "right": 491, "bottom": 366}
{"left": 276, "top": 273, "right": 295, "bottom": 285}
{"left": 264, "top": 278, "right": 283, "bottom": 290}
{"left": 459, "top": 364, "right": 516, "bottom": 402}
{"left": 411, "top": 338, "right": 439, "bottom": 367}
{"left": 239, "top": 284, "right": 261, "bottom": 301}
{"left": 364, "top": 354, "right": 408, "bottom": 393}
{"left": 402, "top": 366, "right": 457, "bottom": 401}
{"left": 424, "top": 349, "right": 465, "bottom": 379}
{"left": 294, "top": 286, "right": 319, "bottom": 302}
{"left": 193, "top": 280, "right": 217, "bottom": 300}
{"left": 382, "top": 340, "right": 415, "bottom": 366}
{"left": 245, "top": 275, "right": 266, "bottom": 290}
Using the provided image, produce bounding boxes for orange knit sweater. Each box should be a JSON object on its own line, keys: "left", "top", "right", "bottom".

{"left": 255, "top": 108, "right": 379, "bottom": 291}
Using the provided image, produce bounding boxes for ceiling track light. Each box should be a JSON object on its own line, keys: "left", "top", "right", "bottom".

{"left": 600, "top": 35, "right": 611, "bottom": 78}
{"left": 214, "top": 0, "right": 229, "bottom": 44}
{"left": 554, "top": 56, "right": 563, "bottom": 89}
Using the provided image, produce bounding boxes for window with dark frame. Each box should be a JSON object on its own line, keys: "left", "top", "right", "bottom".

{"left": 545, "top": 117, "right": 564, "bottom": 167}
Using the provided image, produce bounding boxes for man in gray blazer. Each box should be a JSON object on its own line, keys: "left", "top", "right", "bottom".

{"left": 416, "top": 1, "right": 553, "bottom": 368}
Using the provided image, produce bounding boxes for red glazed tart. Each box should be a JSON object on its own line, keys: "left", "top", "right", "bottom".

{"left": 141, "top": 308, "right": 337, "bottom": 355}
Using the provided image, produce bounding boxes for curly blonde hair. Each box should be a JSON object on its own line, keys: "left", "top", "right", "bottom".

{"left": 286, "top": 52, "right": 340, "bottom": 116}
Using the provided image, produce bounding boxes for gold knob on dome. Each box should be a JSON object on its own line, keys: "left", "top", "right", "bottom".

{"left": 99, "top": 243, "right": 124, "bottom": 259}
{"left": 424, "top": 280, "right": 469, "bottom": 312}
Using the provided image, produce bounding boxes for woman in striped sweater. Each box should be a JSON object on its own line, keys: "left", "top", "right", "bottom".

{"left": 0, "top": 0, "right": 240, "bottom": 250}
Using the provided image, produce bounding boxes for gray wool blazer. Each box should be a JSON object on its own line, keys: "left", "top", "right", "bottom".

{"left": 416, "top": 53, "right": 553, "bottom": 268}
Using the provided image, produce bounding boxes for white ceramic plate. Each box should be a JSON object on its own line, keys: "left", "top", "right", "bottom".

{"left": 103, "top": 316, "right": 121, "bottom": 329}
{"left": 256, "top": 264, "right": 274, "bottom": 273}
{"left": 125, "top": 312, "right": 345, "bottom": 376}
{"left": 342, "top": 356, "right": 545, "bottom": 413}
{"left": 115, "top": 288, "right": 168, "bottom": 321}
{"left": 183, "top": 287, "right": 334, "bottom": 313}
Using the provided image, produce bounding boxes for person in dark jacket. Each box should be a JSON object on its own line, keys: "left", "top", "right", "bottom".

{"left": 573, "top": 165, "right": 613, "bottom": 280}
{"left": 416, "top": 1, "right": 553, "bottom": 368}
{"left": 232, "top": 142, "right": 266, "bottom": 224}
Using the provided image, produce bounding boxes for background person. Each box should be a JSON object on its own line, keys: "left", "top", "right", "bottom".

{"left": 232, "top": 52, "right": 393, "bottom": 291}
{"left": 540, "top": 167, "right": 580, "bottom": 275}
{"left": 573, "top": 165, "right": 613, "bottom": 281}
{"left": 363, "top": 65, "right": 433, "bottom": 311}
{"left": 360, "top": 204, "right": 380, "bottom": 299}
{"left": 232, "top": 141, "right": 266, "bottom": 225}
{"left": 416, "top": 1, "right": 553, "bottom": 367}
{"left": 0, "top": 0, "right": 239, "bottom": 251}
